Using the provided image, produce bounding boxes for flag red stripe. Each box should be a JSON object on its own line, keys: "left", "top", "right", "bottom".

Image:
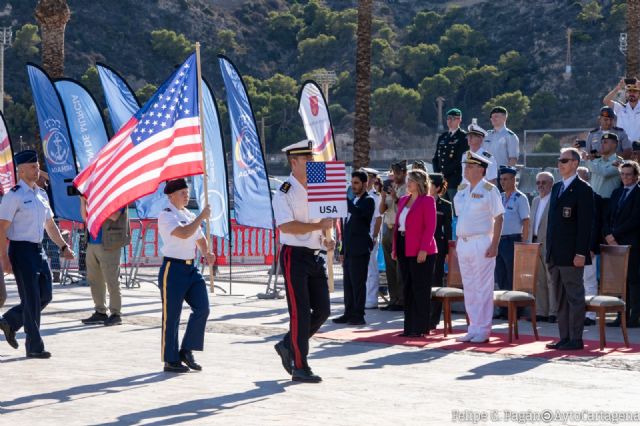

{"left": 308, "top": 198, "right": 346, "bottom": 202}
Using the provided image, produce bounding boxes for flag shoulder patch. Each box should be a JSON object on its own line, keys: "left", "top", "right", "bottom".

{"left": 280, "top": 182, "right": 291, "bottom": 193}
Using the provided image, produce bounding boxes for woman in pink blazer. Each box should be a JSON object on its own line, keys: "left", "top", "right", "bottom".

{"left": 392, "top": 169, "right": 438, "bottom": 337}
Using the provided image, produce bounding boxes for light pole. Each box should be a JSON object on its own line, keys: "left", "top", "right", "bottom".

{"left": 0, "top": 27, "right": 12, "bottom": 113}
{"left": 313, "top": 70, "right": 337, "bottom": 103}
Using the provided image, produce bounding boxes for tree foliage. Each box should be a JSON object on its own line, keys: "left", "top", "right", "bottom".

{"left": 150, "top": 29, "right": 194, "bottom": 64}
{"left": 13, "top": 24, "right": 41, "bottom": 60}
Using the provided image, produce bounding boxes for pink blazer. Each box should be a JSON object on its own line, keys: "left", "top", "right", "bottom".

{"left": 392, "top": 194, "right": 438, "bottom": 257}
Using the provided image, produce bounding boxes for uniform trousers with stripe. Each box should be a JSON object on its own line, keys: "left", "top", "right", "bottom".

{"left": 3, "top": 241, "right": 52, "bottom": 353}
{"left": 280, "top": 245, "right": 330, "bottom": 369}
{"left": 158, "top": 259, "right": 210, "bottom": 363}
{"left": 365, "top": 241, "right": 380, "bottom": 307}
{"left": 457, "top": 235, "right": 495, "bottom": 339}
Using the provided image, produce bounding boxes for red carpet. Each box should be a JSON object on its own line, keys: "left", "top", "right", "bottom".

{"left": 316, "top": 328, "right": 640, "bottom": 359}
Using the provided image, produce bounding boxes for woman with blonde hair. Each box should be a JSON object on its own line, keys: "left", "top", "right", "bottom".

{"left": 392, "top": 170, "right": 438, "bottom": 337}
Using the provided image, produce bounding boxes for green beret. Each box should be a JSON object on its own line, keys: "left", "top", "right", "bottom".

{"left": 446, "top": 108, "right": 462, "bottom": 117}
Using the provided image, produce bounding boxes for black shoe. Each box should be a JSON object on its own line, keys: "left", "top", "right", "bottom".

{"left": 583, "top": 318, "right": 596, "bottom": 326}
{"left": 527, "top": 315, "right": 548, "bottom": 322}
{"left": 274, "top": 341, "right": 293, "bottom": 375}
{"left": 545, "top": 338, "right": 570, "bottom": 350}
{"left": 606, "top": 319, "right": 622, "bottom": 327}
{"left": 164, "top": 361, "right": 189, "bottom": 373}
{"left": 292, "top": 366, "right": 322, "bottom": 383}
{"left": 82, "top": 311, "right": 108, "bottom": 325}
{"left": 347, "top": 319, "right": 366, "bottom": 326}
{"left": 558, "top": 339, "right": 584, "bottom": 350}
{"left": 104, "top": 314, "right": 122, "bottom": 326}
{"left": 179, "top": 349, "right": 202, "bottom": 371}
{"left": 332, "top": 315, "right": 350, "bottom": 324}
{"left": 547, "top": 315, "right": 557, "bottom": 323}
{"left": 364, "top": 305, "right": 378, "bottom": 310}
{"left": 0, "top": 318, "right": 18, "bottom": 349}
{"left": 27, "top": 351, "right": 51, "bottom": 359}
{"left": 429, "top": 324, "right": 438, "bottom": 331}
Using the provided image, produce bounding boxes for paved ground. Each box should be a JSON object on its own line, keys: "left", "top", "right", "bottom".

{"left": 2, "top": 269, "right": 640, "bottom": 425}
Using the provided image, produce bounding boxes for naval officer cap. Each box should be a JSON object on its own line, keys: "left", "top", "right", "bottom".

{"left": 601, "top": 132, "right": 619, "bottom": 142}
{"left": 626, "top": 78, "right": 640, "bottom": 92}
{"left": 14, "top": 149, "right": 38, "bottom": 166}
{"left": 462, "top": 150, "right": 491, "bottom": 169}
{"left": 164, "top": 178, "right": 188, "bottom": 194}
{"left": 361, "top": 167, "right": 379, "bottom": 176}
{"left": 446, "top": 108, "right": 462, "bottom": 117}
{"left": 282, "top": 140, "right": 313, "bottom": 156}
{"left": 467, "top": 121, "right": 487, "bottom": 137}
{"left": 499, "top": 165, "right": 517, "bottom": 176}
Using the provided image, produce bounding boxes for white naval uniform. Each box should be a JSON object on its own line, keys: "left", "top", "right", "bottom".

{"left": 365, "top": 190, "right": 381, "bottom": 307}
{"left": 158, "top": 204, "right": 204, "bottom": 259}
{"left": 613, "top": 101, "right": 640, "bottom": 143}
{"left": 461, "top": 149, "right": 498, "bottom": 182}
{"left": 454, "top": 179, "right": 505, "bottom": 339}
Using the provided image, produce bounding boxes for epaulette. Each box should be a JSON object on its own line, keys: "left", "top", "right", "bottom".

{"left": 458, "top": 183, "right": 468, "bottom": 191}
{"left": 10, "top": 185, "right": 20, "bottom": 192}
{"left": 507, "top": 129, "right": 516, "bottom": 135}
{"left": 483, "top": 182, "right": 495, "bottom": 190}
{"left": 515, "top": 192, "right": 522, "bottom": 197}
{"left": 482, "top": 151, "right": 492, "bottom": 158}
{"left": 163, "top": 208, "right": 171, "bottom": 212}
{"left": 280, "top": 182, "right": 291, "bottom": 193}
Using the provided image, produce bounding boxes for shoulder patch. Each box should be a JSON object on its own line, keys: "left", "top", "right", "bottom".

{"left": 280, "top": 182, "right": 291, "bottom": 193}
{"left": 515, "top": 192, "right": 521, "bottom": 197}
{"left": 10, "top": 185, "right": 20, "bottom": 192}
{"left": 482, "top": 151, "right": 492, "bottom": 158}
{"left": 458, "top": 183, "right": 468, "bottom": 191}
{"left": 163, "top": 208, "right": 171, "bottom": 212}
{"left": 483, "top": 182, "right": 495, "bottom": 191}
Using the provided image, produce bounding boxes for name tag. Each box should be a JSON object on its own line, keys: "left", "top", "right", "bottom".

{"left": 562, "top": 207, "right": 572, "bottom": 218}
{"left": 24, "top": 200, "right": 32, "bottom": 204}
{"left": 472, "top": 194, "right": 484, "bottom": 199}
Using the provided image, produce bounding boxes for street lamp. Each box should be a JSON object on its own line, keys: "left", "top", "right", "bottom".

{"left": 313, "top": 70, "right": 337, "bottom": 103}
{"left": 0, "top": 27, "right": 11, "bottom": 113}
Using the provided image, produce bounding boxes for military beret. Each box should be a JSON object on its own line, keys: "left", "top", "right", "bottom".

{"left": 499, "top": 165, "right": 517, "bottom": 176}
{"left": 601, "top": 132, "right": 619, "bottom": 142}
{"left": 164, "top": 178, "right": 188, "bottom": 194}
{"left": 600, "top": 106, "right": 616, "bottom": 119}
{"left": 490, "top": 106, "right": 508, "bottom": 116}
{"left": 446, "top": 108, "right": 462, "bottom": 117}
{"left": 14, "top": 150, "right": 38, "bottom": 166}
{"left": 429, "top": 173, "right": 444, "bottom": 187}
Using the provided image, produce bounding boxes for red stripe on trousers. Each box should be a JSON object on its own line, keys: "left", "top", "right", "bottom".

{"left": 284, "top": 246, "right": 303, "bottom": 368}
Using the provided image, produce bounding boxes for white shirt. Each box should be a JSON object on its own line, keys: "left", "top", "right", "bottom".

{"left": 461, "top": 148, "right": 498, "bottom": 182}
{"left": 561, "top": 174, "right": 578, "bottom": 193}
{"left": 158, "top": 204, "right": 204, "bottom": 260}
{"left": 613, "top": 101, "right": 640, "bottom": 142}
{"left": 454, "top": 179, "right": 505, "bottom": 237}
{"left": 398, "top": 206, "right": 409, "bottom": 232}
{"left": 368, "top": 189, "right": 381, "bottom": 237}
{"left": 0, "top": 179, "right": 53, "bottom": 243}
{"left": 534, "top": 193, "right": 550, "bottom": 236}
{"left": 272, "top": 173, "right": 323, "bottom": 249}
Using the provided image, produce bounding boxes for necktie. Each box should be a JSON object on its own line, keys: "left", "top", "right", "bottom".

{"left": 618, "top": 188, "right": 630, "bottom": 208}
{"left": 557, "top": 184, "right": 565, "bottom": 199}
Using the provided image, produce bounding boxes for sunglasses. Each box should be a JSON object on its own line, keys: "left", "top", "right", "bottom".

{"left": 557, "top": 158, "right": 573, "bottom": 164}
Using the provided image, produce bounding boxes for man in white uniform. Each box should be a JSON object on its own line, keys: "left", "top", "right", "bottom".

{"left": 454, "top": 151, "right": 504, "bottom": 343}
{"left": 462, "top": 120, "right": 498, "bottom": 184}
{"left": 362, "top": 167, "right": 382, "bottom": 309}
{"left": 604, "top": 78, "right": 640, "bottom": 145}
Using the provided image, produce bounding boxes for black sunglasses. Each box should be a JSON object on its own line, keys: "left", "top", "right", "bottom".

{"left": 557, "top": 158, "right": 573, "bottom": 164}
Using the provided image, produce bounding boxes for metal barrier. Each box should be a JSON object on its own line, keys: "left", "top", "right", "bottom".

{"left": 212, "top": 219, "right": 277, "bottom": 266}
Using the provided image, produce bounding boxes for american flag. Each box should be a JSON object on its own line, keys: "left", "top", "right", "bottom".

{"left": 306, "top": 161, "right": 346, "bottom": 202}
{"left": 74, "top": 54, "right": 203, "bottom": 237}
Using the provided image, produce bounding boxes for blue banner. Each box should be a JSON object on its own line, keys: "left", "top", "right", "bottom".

{"left": 193, "top": 80, "right": 230, "bottom": 239}
{"left": 96, "top": 63, "right": 168, "bottom": 218}
{"left": 54, "top": 79, "right": 109, "bottom": 171}
{"left": 96, "top": 63, "right": 139, "bottom": 132}
{"left": 27, "top": 64, "right": 82, "bottom": 222}
{"left": 218, "top": 55, "right": 272, "bottom": 230}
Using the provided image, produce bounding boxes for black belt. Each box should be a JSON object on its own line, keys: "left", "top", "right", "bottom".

{"left": 163, "top": 256, "right": 194, "bottom": 265}
{"left": 283, "top": 245, "right": 327, "bottom": 256}
{"left": 10, "top": 240, "right": 43, "bottom": 249}
{"left": 500, "top": 234, "right": 521, "bottom": 240}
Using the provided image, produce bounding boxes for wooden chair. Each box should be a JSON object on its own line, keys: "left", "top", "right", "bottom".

{"left": 586, "top": 245, "right": 631, "bottom": 350}
{"left": 431, "top": 240, "right": 468, "bottom": 337}
{"left": 493, "top": 242, "right": 541, "bottom": 343}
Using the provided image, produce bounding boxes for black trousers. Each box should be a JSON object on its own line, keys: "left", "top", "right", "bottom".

{"left": 343, "top": 253, "right": 370, "bottom": 321}
{"left": 280, "top": 245, "right": 330, "bottom": 369}
{"left": 548, "top": 262, "right": 585, "bottom": 341}
{"left": 396, "top": 234, "right": 435, "bottom": 335}
{"left": 430, "top": 250, "right": 447, "bottom": 327}
{"left": 495, "top": 234, "right": 521, "bottom": 316}
{"left": 626, "top": 249, "right": 640, "bottom": 323}
{"left": 3, "top": 241, "right": 52, "bottom": 353}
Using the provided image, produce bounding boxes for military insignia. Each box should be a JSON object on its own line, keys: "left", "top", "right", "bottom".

{"left": 23, "top": 200, "right": 32, "bottom": 204}
{"left": 562, "top": 207, "right": 572, "bottom": 218}
{"left": 458, "top": 183, "right": 468, "bottom": 191}
{"left": 10, "top": 185, "right": 20, "bottom": 192}
{"left": 163, "top": 208, "right": 171, "bottom": 212}
{"left": 449, "top": 154, "right": 453, "bottom": 158}
{"left": 482, "top": 151, "right": 492, "bottom": 158}
{"left": 280, "top": 182, "right": 291, "bottom": 193}
{"left": 472, "top": 193, "right": 484, "bottom": 199}
{"left": 483, "top": 182, "right": 495, "bottom": 190}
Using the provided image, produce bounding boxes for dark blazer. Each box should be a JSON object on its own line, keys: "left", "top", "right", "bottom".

{"left": 434, "top": 196, "right": 452, "bottom": 255}
{"left": 342, "top": 192, "right": 375, "bottom": 256}
{"left": 590, "top": 192, "right": 604, "bottom": 255}
{"left": 603, "top": 184, "right": 640, "bottom": 247}
{"left": 546, "top": 176, "right": 594, "bottom": 266}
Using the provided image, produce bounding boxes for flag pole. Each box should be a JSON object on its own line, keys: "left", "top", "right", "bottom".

{"left": 195, "top": 42, "right": 215, "bottom": 293}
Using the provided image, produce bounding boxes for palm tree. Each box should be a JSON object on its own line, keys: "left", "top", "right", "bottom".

{"left": 35, "top": 0, "right": 70, "bottom": 78}
{"left": 628, "top": 0, "right": 640, "bottom": 78}
{"left": 353, "top": 0, "right": 372, "bottom": 168}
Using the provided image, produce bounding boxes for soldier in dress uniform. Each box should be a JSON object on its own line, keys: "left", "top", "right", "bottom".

{"left": 272, "top": 140, "right": 335, "bottom": 383}
{"left": 462, "top": 120, "right": 498, "bottom": 184}
{"left": 432, "top": 108, "right": 468, "bottom": 202}
{"left": 0, "top": 150, "right": 75, "bottom": 358}
{"left": 157, "top": 178, "right": 215, "bottom": 373}
{"left": 453, "top": 151, "right": 504, "bottom": 343}
{"left": 482, "top": 106, "right": 519, "bottom": 168}
{"left": 583, "top": 106, "right": 631, "bottom": 159}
